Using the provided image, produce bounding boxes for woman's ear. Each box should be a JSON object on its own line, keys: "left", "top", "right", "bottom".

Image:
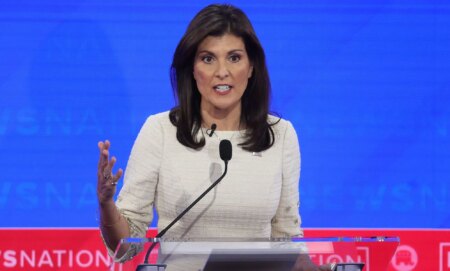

{"left": 248, "top": 65, "right": 254, "bottom": 78}
{"left": 193, "top": 67, "right": 197, "bottom": 81}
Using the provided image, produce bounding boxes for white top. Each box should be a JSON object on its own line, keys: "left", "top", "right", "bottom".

{"left": 112, "top": 111, "right": 302, "bottom": 262}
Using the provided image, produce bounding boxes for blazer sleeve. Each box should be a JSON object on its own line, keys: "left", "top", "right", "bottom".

{"left": 271, "top": 120, "right": 303, "bottom": 238}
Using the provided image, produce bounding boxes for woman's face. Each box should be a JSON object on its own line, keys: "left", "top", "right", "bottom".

{"left": 193, "top": 33, "right": 253, "bottom": 116}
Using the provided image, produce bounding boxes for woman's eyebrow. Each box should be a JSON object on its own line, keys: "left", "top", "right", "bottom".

{"left": 197, "top": 49, "right": 245, "bottom": 55}
{"left": 228, "top": 49, "right": 245, "bottom": 54}
{"left": 197, "top": 50, "right": 215, "bottom": 55}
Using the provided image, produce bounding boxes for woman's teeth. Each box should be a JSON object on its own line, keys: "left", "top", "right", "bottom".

{"left": 215, "top": 85, "right": 231, "bottom": 92}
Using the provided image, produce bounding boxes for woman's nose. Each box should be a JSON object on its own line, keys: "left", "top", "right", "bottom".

{"left": 215, "top": 61, "right": 230, "bottom": 79}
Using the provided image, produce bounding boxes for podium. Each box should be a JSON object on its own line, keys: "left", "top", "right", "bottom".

{"left": 111, "top": 236, "right": 399, "bottom": 271}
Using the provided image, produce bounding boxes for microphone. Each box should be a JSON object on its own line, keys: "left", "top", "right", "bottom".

{"left": 137, "top": 140, "right": 232, "bottom": 271}
{"left": 207, "top": 123, "right": 217, "bottom": 137}
{"left": 219, "top": 139, "right": 232, "bottom": 161}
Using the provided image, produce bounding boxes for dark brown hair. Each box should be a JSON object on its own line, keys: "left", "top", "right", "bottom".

{"left": 169, "top": 4, "right": 276, "bottom": 152}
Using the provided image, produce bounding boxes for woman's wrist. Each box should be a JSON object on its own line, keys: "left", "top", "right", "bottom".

{"left": 98, "top": 198, "right": 115, "bottom": 208}
{"left": 100, "top": 213, "right": 122, "bottom": 228}
{"left": 98, "top": 200, "right": 121, "bottom": 227}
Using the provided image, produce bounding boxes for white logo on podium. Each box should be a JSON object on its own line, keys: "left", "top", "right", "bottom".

{"left": 391, "top": 245, "right": 418, "bottom": 271}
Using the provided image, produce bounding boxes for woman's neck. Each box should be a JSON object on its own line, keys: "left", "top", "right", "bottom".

{"left": 201, "top": 105, "right": 242, "bottom": 131}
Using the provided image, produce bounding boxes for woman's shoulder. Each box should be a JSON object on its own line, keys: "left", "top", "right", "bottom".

{"left": 143, "top": 111, "right": 172, "bottom": 126}
{"left": 268, "top": 114, "right": 293, "bottom": 130}
{"left": 267, "top": 114, "right": 298, "bottom": 143}
{"left": 136, "top": 111, "right": 175, "bottom": 136}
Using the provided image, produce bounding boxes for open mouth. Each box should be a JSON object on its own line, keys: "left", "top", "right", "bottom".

{"left": 214, "top": 84, "right": 232, "bottom": 93}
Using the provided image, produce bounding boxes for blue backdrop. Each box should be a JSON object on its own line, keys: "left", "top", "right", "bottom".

{"left": 1, "top": 1, "right": 449, "bottom": 228}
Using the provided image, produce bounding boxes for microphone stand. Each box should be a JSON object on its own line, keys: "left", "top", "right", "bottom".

{"left": 136, "top": 140, "right": 231, "bottom": 271}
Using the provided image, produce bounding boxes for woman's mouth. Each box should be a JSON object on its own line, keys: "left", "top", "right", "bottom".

{"left": 214, "top": 84, "right": 232, "bottom": 93}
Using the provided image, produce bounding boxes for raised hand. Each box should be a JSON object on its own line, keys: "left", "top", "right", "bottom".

{"left": 97, "top": 140, "right": 123, "bottom": 204}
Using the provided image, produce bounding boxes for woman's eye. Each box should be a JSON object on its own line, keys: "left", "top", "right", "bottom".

{"left": 202, "top": 56, "right": 213, "bottom": 63}
{"left": 229, "top": 54, "right": 241, "bottom": 62}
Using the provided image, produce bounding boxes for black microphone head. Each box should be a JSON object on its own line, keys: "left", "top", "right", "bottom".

{"left": 219, "top": 139, "right": 232, "bottom": 161}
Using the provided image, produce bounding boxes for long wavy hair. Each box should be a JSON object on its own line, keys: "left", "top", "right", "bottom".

{"left": 169, "top": 4, "right": 276, "bottom": 152}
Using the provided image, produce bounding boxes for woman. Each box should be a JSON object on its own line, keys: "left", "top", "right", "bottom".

{"left": 97, "top": 4, "right": 331, "bottom": 271}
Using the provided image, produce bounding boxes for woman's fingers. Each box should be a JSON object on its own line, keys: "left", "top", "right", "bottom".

{"left": 104, "top": 156, "right": 117, "bottom": 182}
{"left": 98, "top": 140, "right": 110, "bottom": 168}
{"left": 96, "top": 141, "right": 122, "bottom": 204}
{"left": 97, "top": 141, "right": 104, "bottom": 166}
{"left": 103, "top": 169, "right": 122, "bottom": 187}
{"left": 108, "top": 156, "right": 117, "bottom": 170}
{"left": 97, "top": 140, "right": 122, "bottom": 186}
{"left": 111, "top": 168, "right": 123, "bottom": 186}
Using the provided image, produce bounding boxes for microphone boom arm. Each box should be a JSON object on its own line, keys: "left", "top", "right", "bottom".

{"left": 142, "top": 160, "right": 229, "bottom": 264}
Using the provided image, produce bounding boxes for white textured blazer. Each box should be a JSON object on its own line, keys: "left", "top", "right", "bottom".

{"left": 110, "top": 111, "right": 302, "bottom": 262}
